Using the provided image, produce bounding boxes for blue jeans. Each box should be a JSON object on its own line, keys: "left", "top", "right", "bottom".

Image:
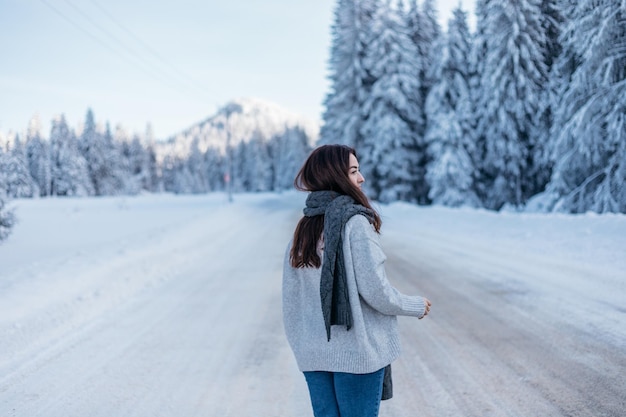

{"left": 303, "top": 368, "right": 385, "bottom": 417}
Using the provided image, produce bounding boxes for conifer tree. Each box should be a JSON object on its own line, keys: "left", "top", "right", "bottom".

{"left": 467, "top": 0, "right": 491, "bottom": 185}
{"left": 204, "top": 147, "right": 224, "bottom": 192}
{"left": 0, "top": 141, "right": 17, "bottom": 242}
{"left": 320, "top": 0, "right": 380, "bottom": 149}
{"left": 244, "top": 132, "right": 272, "bottom": 192}
{"left": 79, "top": 110, "right": 127, "bottom": 195}
{"left": 142, "top": 124, "right": 160, "bottom": 192}
{"left": 186, "top": 137, "right": 209, "bottom": 193}
{"left": 115, "top": 125, "right": 143, "bottom": 194}
{"left": 425, "top": 6, "right": 480, "bottom": 207}
{"left": 25, "top": 116, "right": 52, "bottom": 197}
{"left": 360, "top": 0, "right": 423, "bottom": 203}
{"left": 0, "top": 188, "right": 16, "bottom": 243}
{"left": 105, "top": 123, "right": 130, "bottom": 194}
{"left": 270, "top": 127, "right": 311, "bottom": 190}
{"left": 531, "top": 0, "right": 564, "bottom": 193}
{"left": 540, "top": 0, "right": 626, "bottom": 213}
{"left": 124, "top": 133, "right": 158, "bottom": 194}
{"left": 231, "top": 141, "right": 247, "bottom": 192}
{"left": 78, "top": 109, "right": 99, "bottom": 193}
{"left": 2, "top": 135, "right": 39, "bottom": 198}
{"left": 474, "top": 0, "right": 548, "bottom": 209}
{"left": 416, "top": 0, "right": 442, "bottom": 99}
{"left": 50, "top": 115, "right": 94, "bottom": 197}
{"left": 405, "top": 0, "right": 442, "bottom": 137}
{"left": 160, "top": 155, "right": 177, "bottom": 193}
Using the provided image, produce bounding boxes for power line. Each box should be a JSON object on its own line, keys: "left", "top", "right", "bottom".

{"left": 39, "top": 0, "right": 125, "bottom": 63}
{"left": 39, "top": 0, "right": 215, "bottom": 103}
{"left": 89, "top": 0, "right": 214, "bottom": 96}
{"left": 40, "top": 0, "right": 175, "bottom": 89}
{"left": 65, "top": 0, "right": 203, "bottom": 94}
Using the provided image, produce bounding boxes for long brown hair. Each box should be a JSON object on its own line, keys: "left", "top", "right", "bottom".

{"left": 290, "top": 144, "right": 382, "bottom": 268}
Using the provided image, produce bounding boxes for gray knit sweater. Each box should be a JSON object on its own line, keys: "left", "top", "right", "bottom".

{"left": 282, "top": 214, "right": 427, "bottom": 374}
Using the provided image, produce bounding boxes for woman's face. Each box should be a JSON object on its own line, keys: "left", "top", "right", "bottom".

{"left": 348, "top": 153, "right": 365, "bottom": 189}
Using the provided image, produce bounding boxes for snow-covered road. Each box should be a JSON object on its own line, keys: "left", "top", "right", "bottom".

{"left": 1, "top": 193, "right": 624, "bottom": 416}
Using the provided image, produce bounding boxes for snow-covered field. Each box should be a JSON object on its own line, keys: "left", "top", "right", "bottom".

{"left": 1, "top": 192, "right": 624, "bottom": 416}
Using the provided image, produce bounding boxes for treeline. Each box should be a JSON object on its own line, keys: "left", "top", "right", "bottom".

{"left": 320, "top": 0, "right": 625, "bottom": 213}
{"left": 0, "top": 108, "right": 313, "bottom": 240}
{"left": 0, "top": 109, "right": 312, "bottom": 199}
{"left": 1, "top": 111, "right": 158, "bottom": 199}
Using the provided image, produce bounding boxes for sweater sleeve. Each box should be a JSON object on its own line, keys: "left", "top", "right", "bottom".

{"left": 346, "top": 215, "right": 426, "bottom": 318}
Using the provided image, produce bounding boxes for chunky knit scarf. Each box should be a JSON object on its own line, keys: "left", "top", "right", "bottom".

{"left": 303, "top": 190, "right": 376, "bottom": 341}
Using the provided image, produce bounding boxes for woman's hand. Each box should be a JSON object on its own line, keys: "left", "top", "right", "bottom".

{"left": 421, "top": 298, "right": 432, "bottom": 318}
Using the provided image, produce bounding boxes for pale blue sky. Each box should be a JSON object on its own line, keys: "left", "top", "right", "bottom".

{"left": 1, "top": 0, "right": 474, "bottom": 139}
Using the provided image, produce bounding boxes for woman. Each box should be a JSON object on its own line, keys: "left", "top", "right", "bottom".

{"left": 282, "top": 144, "right": 431, "bottom": 417}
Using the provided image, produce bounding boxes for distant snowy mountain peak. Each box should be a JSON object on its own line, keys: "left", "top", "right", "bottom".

{"left": 216, "top": 100, "right": 244, "bottom": 118}
{"left": 218, "top": 97, "right": 298, "bottom": 120}
{"left": 157, "top": 97, "right": 319, "bottom": 160}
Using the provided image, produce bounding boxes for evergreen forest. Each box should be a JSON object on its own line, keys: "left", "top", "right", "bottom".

{"left": 320, "top": 0, "right": 625, "bottom": 213}
{"left": 1, "top": 0, "right": 625, "bottom": 242}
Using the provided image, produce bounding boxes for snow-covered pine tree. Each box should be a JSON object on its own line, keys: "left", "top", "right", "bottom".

{"left": 2, "top": 135, "right": 39, "bottom": 198}
{"left": 124, "top": 134, "right": 152, "bottom": 194}
{"left": 548, "top": 0, "right": 579, "bottom": 132}
{"left": 160, "top": 155, "right": 177, "bottom": 193}
{"left": 104, "top": 123, "right": 131, "bottom": 194}
{"left": 269, "top": 132, "right": 288, "bottom": 191}
{"left": 50, "top": 115, "right": 94, "bottom": 197}
{"left": 320, "top": 0, "right": 379, "bottom": 149}
{"left": 0, "top": 140, "right": 18, "bottom": 242}
{"left": 0, "top": 204, "right": 15, "bottom": 242}
{"left": 160, "top": 154, "right": 195, "bottom": 194}
{"left": 541, "top": 0, "right": 564, "bottom": 73}
{"left": 25, "top": 116, "right": 52, "bottom": 197}
{"left": 185, "top": 137, "right": 209, "bottom": 193}
{"left": 270, "top": 126, "right": 311, "bottom": 191}
{"left": 359, "top": 0, "right": 423, "bottom": 203}
{"left": 142, "top": 124, "right": 160, "bottom": 192}
{"left": 467, "top": 0, "right": 490, "bottom": 200}
{"left": 474, "top": 0, "right": 549, "bottom": 210}
{"left": 79, "top": 110, "right": 129, "bottom": 195}
{"left": 531, "top": 0, "right": 564, "bottom": 193}
{"left": 414, "top": 0, "right": 442, "bottom": 100}
{"left": 175, "top": 162, "right": 195, "bottom": 194}
{"left": 405, "top": 0, "right": 441, "bottom": 133}
{"left": 538, "top": 0, "right": 626, "bottom": 213}
{"left": 404, "top": 0, "right": 443, "bottom": 202}
{"left": 204, "top": 147, "right": 224, "bottom": 193}
{"left": 243, "top": 131, "right": 272, "bottom": 192}
{"left": 115, "top": 126, "right": 131, "bottom": 188}
{"left": 425, "top": 6, "right": 481, "bottom": 208}
{"left": 77, "top": 109, "right": 99, "bottom": 193}
{"left": 525, "top": 0, "right": 575, "bottom": 213}
{"left": 116, "top": 125, "right": 146, "bottom": 194}
{"left": 0, "top": 174, "right": 16, "bottom": 242}
{"left": 231, "top": 141, "right": 248, "bottom": 192}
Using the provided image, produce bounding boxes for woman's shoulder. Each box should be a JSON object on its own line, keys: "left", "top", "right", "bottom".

{"left": 346, "top": 213, "right": 372, "bottom": 226}
{"left": 345, "top": 214, "right": 377, "bottom": 240}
